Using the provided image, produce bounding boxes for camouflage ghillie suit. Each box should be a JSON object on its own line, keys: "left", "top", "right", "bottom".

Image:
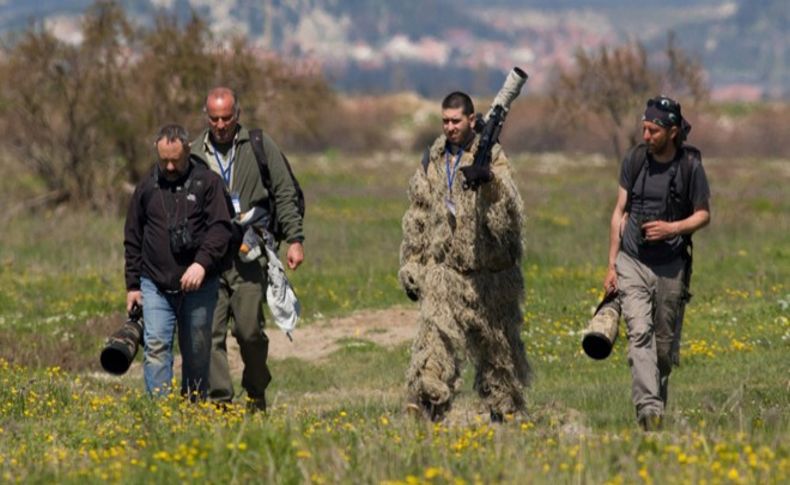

{"left": 399, "top": 134, "right": 530, "bottom": 420}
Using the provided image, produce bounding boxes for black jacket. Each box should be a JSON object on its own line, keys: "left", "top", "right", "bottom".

{"left": 124, "top": 159, "right": 233, "bottom": 292}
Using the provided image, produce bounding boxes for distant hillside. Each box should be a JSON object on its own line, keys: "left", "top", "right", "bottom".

{"left": 665, "top": 0, "right": 788, "bottom": 99}
{"left": 0, "top": 0, "right": 785, "bottom": 99}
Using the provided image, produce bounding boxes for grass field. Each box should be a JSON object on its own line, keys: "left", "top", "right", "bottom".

{"left": 0, "top": 150, "right": 788, "bottom": 483}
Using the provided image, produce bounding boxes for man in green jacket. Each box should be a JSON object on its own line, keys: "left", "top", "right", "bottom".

{"left": 191, "top": 86, "right": 305, "bottom": 411}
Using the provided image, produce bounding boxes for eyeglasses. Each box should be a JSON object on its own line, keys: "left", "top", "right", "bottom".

{"left": 646, "top": 96, "right": 681, "bottom": 125}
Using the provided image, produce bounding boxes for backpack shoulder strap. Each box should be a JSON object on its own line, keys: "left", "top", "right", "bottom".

{"left": 679, "top": 144, "right": 701, "bottom": 195}
{"left": 669, "top": 144, "right": 701, "bottom": 215}
{"left": 140, "top": 166, "right": 160, "bottom": 211}
{"left": 250, "top": 128, "right": 304, "bottom": 215}
{"left": 671, "top": 145, "right": 703, "bottom": 253}
{"left": 624, "top": 143, "right": 648, "bottom": 213}
{"left": 249, "top": 128, "right": 273, "bottom": 192}
{"left": 421, "top": 146, "right": 431, "bottom": 174}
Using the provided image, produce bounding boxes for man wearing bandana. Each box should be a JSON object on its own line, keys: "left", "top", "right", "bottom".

{"left": 399, "top": 91, "right": 530, "bottom": 423}
{"left": 603, "top": 95, "right": 711, "bottom": 430}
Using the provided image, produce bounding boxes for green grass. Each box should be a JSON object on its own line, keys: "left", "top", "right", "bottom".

{"left": 0, "top": 152, "right": 788, "bottom": 483}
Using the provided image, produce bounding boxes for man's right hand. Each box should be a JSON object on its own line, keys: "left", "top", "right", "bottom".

{"left": 286, "top": 241, "right": 304, "bottom": 270}
{"left": 126, "top": 290, "right": 143, "bottom": 313}
{"left": 603, "top": 267, "right": 618, "bottom": 295}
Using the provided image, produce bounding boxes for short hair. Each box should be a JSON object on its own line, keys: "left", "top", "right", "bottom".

{"left": 154, "top": 123, "right": 190, "bottom": 151}
{"left": 442, "top": 91, "right": 474, "bottom": 115}
{"left": 204, "top": 86, "right": 241, "bottom": 117}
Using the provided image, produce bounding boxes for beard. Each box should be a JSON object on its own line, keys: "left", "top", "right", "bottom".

{"left": 648, "top": 137, "right": 672, "bottom": 157}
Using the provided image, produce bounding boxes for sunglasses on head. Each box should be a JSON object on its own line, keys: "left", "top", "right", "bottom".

{"left": 646, "top": 96, "right": 681, "bottom": 124}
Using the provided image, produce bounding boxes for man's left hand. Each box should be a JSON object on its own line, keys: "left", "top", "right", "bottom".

{"left": 286, "top": 242, "right": 304, "bottom": 270}
{"left": 180, "top": 263, "right": 206, "bottom": 292}
{"left": 641, "top": 220, "right": 679, "bottom": 242}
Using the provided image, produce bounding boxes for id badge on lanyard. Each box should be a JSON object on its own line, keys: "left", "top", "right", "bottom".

{"left": 231, "top": 192, "right": 241, "bottom": 216}
{"left": 445, "top": 148, "right": 463, "bottom": 216}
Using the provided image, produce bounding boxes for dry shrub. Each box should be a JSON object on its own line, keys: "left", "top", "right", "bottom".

{"left": 324, "top": 93, "right": 435, "bottom": 153}
{"left": 549, "top": 34, "right": 708, "bottom": 161}
{"left": 690, "top": 103, "right": 790, "bottom": 159}
{"left": 0, "top": 1, "right": 335, "bottom": 211}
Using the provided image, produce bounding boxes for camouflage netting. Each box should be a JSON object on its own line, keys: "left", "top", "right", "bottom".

{"left": 400, "top": 134, "right": 530, "bottom": 419}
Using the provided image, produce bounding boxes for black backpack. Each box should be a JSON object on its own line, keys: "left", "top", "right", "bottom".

{"left": 249, "top": 129, "right": 305, "bottom": 243}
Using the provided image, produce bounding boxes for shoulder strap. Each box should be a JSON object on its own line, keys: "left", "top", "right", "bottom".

{"left": 249, "top": 128, "right": 304, "bottom": 210}
{"left": 249, "top": 128, "right": 273, "bottom": 192}
{"left": 249, "top": 128, "right": 277, "bottom": 238}
{"left": 421, "top": 146, "right": 431, "bottom": 174}
{"left": 668, "top": 145, "right": 700, "bottom": 219}
{"left": 141, "top": 166, "right": 160, "bottom": 211}
{"left": 624, "top": 144, "right": 648, "bottom": 213}
{"left": 248, "top": 128, "right": 305, "bottom": 243}
{"left": 679, "top": 144, "right": 700, "bottom": 200}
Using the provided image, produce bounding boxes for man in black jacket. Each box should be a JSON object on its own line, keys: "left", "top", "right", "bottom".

{"left": 124, "top": 124, "right": 233, "bottom": 399}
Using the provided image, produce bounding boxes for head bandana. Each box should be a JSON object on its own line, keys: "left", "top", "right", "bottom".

{"left": 643, "top": 96, "right": 681, "bottom": 127}
{"left": 643, "top": 95, "right": 692, "bottom": 141}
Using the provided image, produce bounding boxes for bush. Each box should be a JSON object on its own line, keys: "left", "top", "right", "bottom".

{"left": 0, "top": 1, "right": 336, "bottom": 212}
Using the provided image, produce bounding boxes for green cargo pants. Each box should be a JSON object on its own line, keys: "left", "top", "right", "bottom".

{"left": 208, "top": 261, "right": 272, "bottom": 405}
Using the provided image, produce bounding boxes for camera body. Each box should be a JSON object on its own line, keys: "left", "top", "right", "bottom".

{"left": 461, "top": 67, "right": 528, "bottom": 191}
{"left": 168, "top": 221, "right": 195, "bottom": 254}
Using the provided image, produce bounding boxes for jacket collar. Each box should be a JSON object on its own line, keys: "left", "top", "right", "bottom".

{"left": 200, "top": 124, "right": 251, "bottom": 157}
{"left": 431, "top": 133, "right": 481, "bottom": 161}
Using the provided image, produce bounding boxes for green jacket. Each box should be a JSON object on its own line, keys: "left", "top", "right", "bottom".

{"left": 191, "top": 125, "right": 304, "bottom": 245}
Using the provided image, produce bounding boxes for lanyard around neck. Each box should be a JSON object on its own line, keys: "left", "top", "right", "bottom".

{"left": 445, "top": 148, "right": 464, "bottom": 194}
{"left": 212, "top": 143, "right": 236, "bottom": 187}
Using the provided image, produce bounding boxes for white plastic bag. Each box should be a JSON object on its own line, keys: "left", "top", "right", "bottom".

{"left": 263, "top": 244, "right": 300, "bottom": 341}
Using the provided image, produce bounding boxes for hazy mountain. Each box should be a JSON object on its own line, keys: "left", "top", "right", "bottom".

{"left": 0, "top": 0, "right": 785, "bottom": 99}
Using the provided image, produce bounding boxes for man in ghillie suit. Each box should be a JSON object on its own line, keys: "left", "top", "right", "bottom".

{"left": 399, "top": 91, "right": 530, "bottom": 423}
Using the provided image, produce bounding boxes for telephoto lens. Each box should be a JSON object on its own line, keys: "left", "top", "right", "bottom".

{"left": 100, "top": 304, "right": 145, "bottom": 375}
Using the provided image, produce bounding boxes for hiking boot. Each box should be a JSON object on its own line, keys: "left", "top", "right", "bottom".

{"left": 246, "top": 396, "right": 267, "bottom": 414}
{"left": 638, "top": 413, "right": 663, "bottom": 431}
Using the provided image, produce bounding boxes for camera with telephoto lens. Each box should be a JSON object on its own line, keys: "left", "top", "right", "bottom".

{"left": 100, "top": 303, "right": 144, "bottom": 375}
{"left": 168, "top": 221, "right": 195, "bottom": 254}
{"left": 635, "top": 212, "right": 661, "bottom": 246}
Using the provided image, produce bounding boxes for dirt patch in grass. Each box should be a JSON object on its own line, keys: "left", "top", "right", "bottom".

{"left": 4, "top": 306, "right": 418, "bottom": 377}
{"left": 223, "top": 307, "right": 418, "bottom": 376}
{"left": 269, "top": 307, "right": 417, "bottom": 359}
{"left": 80, "top": 306, "right": 419, "bottom": 379}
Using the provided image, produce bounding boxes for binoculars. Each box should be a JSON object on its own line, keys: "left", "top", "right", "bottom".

{"left": 168, "top": 221, "right": 196, "bottom": 254}
{"left": 100, "top": 303, "right": 144, "bottom": 375}
{"left": 635, "top": 212, "right": 661, "bottom": 246}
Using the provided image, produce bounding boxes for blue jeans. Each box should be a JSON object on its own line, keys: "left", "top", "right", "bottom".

{"left": 140, "top": 276, "right": 218, "bottom": 399}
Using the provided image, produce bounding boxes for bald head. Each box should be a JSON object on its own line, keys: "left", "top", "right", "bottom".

{"left": 205, "top": 86, "right": 240, "bottom": 144}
